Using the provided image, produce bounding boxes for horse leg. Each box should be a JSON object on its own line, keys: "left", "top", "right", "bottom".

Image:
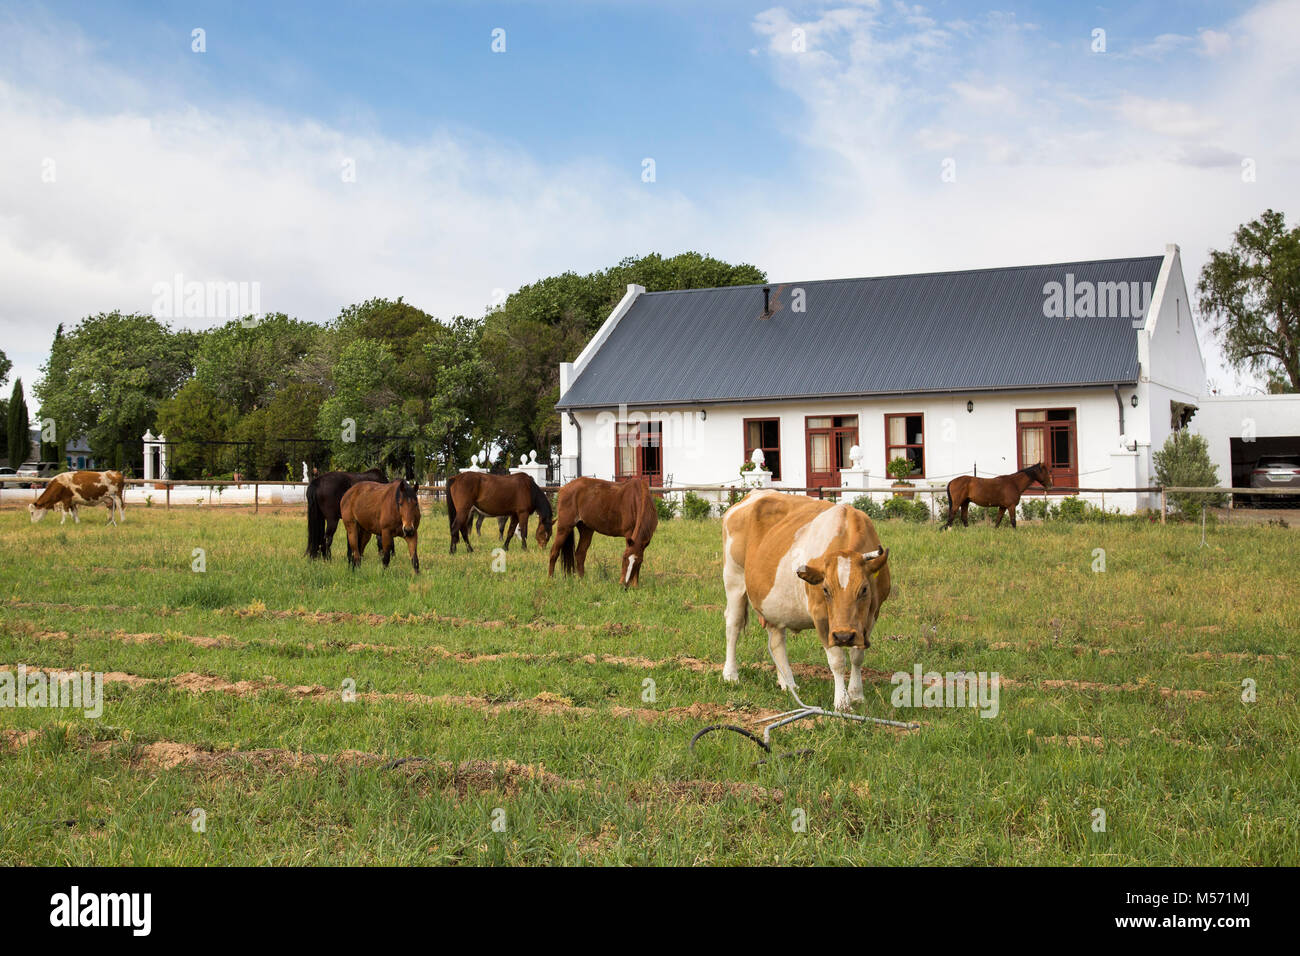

{"left": 502, "top": 514, "right": 520, "bottom": 551}
{"left": 960, "top": 501, "right": 970, "bottom": 527}
{"left": 345, "top": 523, "right": 361, "bottom": 570}
{"left": 994, "top": 506, "right": 1006, "bottom": 528}
{"left": 407, "top": 532, "right": 419, "bottom": 573}
{"left": 497, "top": 516, "right": 507, "bottom": 541}
{"left": 575, "top": 525, "right": 595, "bottom": 578}
{"left": 516, "top": 512, "right": 529, "bottom": 550}
{"left": 380, "top": 530, "right": 394, "bottom": 568}
{"left": 324, "top": 516, "right": 339, "bottom": 560}
{"left": 1009, "top": 501, "right": 1018, "bottom": 529}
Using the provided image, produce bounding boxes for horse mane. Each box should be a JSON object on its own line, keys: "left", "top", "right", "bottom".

{"left": 529, "top": 477, "right": 553, "bottom": 527}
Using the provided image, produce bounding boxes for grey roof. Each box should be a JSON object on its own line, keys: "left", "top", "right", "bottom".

{"left": 556, "top": 255, "right": 1163, "bottom": 409}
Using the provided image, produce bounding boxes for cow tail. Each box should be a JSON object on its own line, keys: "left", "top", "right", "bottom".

{"left": 305, "top": 479, "right": 325, "bottom": 558}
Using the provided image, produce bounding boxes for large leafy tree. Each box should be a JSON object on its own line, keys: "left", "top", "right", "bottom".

{"left": 481, "top": 252, "right": 765, "bottom": 461}
{"left": 1197, "top": 209, "right": 1300, "bottom": 393}
{"left": 154, "top": 380, "right": 238, "bottom": 478}
{"left": 234, "top": 381, "right": 329, "bottom": 479}
{"left": 34, "top": 312, "right": 197, "bottom": 472}
{"left": 191, "top": 314, "right": 322, "bottom": 414}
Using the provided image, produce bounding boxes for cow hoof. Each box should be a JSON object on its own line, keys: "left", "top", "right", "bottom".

{"left": 848, "top": 691, "right": 865, "bottom": 706}
{"left": 722, "top": 666, "right": 739, "bottom": 683}
{"left": 834, "top": 696, "right": 854, "bottom": 713}
{"left": 778, "top": 678, "right": 798, "bottom": 693}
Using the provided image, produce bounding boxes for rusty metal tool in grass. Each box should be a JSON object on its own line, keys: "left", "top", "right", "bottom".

{"left": 690, "top": 644, "right": 919, "bottom": 759}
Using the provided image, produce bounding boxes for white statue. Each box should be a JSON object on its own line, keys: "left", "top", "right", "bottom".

{"left": 848, "top": 444, "right": 865, "bottom": 470}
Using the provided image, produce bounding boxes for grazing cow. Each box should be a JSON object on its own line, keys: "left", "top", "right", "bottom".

{"left": 721, "top": 490, "right": 890, "bottom": 712}
{"left": 28, "top": 470, "right": 126, "bottom": 526}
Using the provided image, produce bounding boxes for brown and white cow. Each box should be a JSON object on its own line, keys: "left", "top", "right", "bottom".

{"left": 721, "top": 489, "right": 890, "bottom": 712}
{"left": 29, "top": 470, "right": 126, "bottom": 526}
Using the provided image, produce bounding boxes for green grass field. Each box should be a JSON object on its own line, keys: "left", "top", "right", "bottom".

{"left": 1, "top": 501, "right": 1297, "bottom": 865}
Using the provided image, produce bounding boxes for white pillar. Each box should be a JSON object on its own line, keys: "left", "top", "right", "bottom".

{"left": 510, "top": 450, "right": 548, "bottom": 486}
{"left": 840, "top": 444, "right": 871, "bottom": 504}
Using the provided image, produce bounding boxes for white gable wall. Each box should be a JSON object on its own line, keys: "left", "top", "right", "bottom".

{"left": 1137, "top": 245, "right": 1208, "bottom": 476}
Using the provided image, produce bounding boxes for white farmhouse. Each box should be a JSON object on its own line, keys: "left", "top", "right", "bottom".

{"left": 556, "top": 245, "right": 1210, "bottom": 513}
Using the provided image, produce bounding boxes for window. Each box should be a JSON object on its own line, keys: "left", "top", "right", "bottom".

{"left": 1017, "top": 408, "right": 1077, "bottom": 489}
{"left": 743, "top": 418, "right": 781, "bottom": 480}
{"left": 615, "top": 421, "right": 662, "bottom": 484}
{"left": 885, "top": 413, "right": 925, "bottom": 477}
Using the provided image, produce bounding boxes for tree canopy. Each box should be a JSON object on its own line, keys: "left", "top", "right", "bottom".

{"left": 32, "top": 252, "right": 764, "bottom": 478}
{"left": 1197, "top": 209, "right": 1300, "bottom": 393}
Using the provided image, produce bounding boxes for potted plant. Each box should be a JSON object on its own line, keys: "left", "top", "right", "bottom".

{"left": 888, "top": 456, "right": 915, "bottom": 499}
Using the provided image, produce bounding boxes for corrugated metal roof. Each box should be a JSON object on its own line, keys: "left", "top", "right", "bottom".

{"left": 556, "top": 256, "right": 1163, "bottom": 409}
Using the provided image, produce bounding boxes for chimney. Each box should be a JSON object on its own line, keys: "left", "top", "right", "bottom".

{"left": 762, "top": 287, "right": 771, "bottom": 315}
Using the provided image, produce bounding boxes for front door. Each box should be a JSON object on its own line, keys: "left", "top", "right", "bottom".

{"left": 805, "top": 415, "right": 858, "bottom": 491}
{"left": 1017, "top": 409, "right": 1078, "bottom": 489}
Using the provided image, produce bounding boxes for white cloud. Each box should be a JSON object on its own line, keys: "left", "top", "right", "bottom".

{"left": 747, "top": 1, "right": 1300, "bottom": 391}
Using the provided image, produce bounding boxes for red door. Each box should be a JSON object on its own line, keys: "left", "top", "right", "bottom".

{"left": 805, "top": 416, "right": 858, "bottom": 491}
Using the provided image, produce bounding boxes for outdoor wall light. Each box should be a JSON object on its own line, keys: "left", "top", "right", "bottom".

{"left": 966, "top": 400, "right": 974, "bottom": 413}
{"left": 1130, "top": 394, "right": 1139, "bottom": 408}
{"left": 700, "top": 408, "right": 707, "bottom": 421}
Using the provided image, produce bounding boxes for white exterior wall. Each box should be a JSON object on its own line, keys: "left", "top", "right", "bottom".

{"left": 1191, "top": 395, "right": 1300, "bottom": 486}
{"left": 564, "top": 387, "right": 1144, "bottom": 509}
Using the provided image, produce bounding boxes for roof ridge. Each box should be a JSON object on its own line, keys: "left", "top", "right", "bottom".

{"left": 639, "top": 254, "right": 1168, "bottom": 295}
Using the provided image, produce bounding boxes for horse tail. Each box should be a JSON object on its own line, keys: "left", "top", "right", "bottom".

{"left": 446, "top": 473, "right": 459, "bottom": 535}
{"left": 305, "top": 478, "right": 325, "bottom": 558}
{"left": 631, "top": 477, "right": 654, "bottom": 544}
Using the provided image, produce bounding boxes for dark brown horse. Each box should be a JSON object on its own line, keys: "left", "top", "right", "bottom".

{"left": 447, "top": 472, "right": 553, "bottom": 554}
{"left": 548, "top": 477, "right": 658, "bottom": 587}
{"left": 306, "top": 467, "right": 387, "bottom": 558}
{"left": 945, "top": 462, "right": 1052, "bottom": 529}
{"left": 339, "top": 479, "right": 422, "bottom": 572}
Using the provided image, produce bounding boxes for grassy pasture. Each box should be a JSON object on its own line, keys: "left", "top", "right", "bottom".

{"left": 0, "top": 501, "right": 1297, "bottom": 865}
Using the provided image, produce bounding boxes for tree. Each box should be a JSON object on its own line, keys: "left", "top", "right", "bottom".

{"left": 480, "top": 252, "right": 765, "bottom": 462}
{"left": 233, "top": 382, "right": 328, "bottom": 479}
{"left": 34, "top": 312, "right": 197, "bottom": 472}
{"left": 191, "top": 314, "right": 323, "bottom": 414}
{"left": 1153, "top": 432, "right": 1227, "bottom": 515}
{"left": 1197, "top": 209, "right": 1300, "bottom": 393}
{"left": 7, "top": 379, "right": 29, "bottom": 467}
{"left": 154, "top": 380, "right": 238, "bottom": 478}
{"left": 0, "top": 348, "right": 11, "bottom": 389}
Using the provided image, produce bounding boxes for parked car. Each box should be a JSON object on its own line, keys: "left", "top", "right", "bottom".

{"left": 1246, "top": 455, "right": 1300, "bottom": 506}
{"left": 15, "top": 461, "right": 61, "bottom": 488}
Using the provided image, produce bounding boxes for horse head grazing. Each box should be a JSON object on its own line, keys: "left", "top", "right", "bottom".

{"left": 395, "top": 480, "right": 420, "bottom": 537}
{"left": 531, "top": 480, "right": 553, "bottom": 548}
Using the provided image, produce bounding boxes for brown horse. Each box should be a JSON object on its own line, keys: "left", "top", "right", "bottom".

{"left": 339, "top": 479, "right": 422, "bottom": 572}
{"left": 446, "top": 472, "right": 552, "bottom": 554}
{"left": 945, "top": 462, "right": 1052, "bottom": 529}
{"left": 548, "top": 477, "right": 658, "bottom": 587}
{"left": 306, "top": 467, "right": 387, "bottom": 559}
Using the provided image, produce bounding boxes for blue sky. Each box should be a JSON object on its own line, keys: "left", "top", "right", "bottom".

{"left": 2, "top": 0, "right": 1297, "bottom": 400}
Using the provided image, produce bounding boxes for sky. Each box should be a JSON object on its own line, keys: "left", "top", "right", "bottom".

{"left": 2, "top": 0, "right": 1298, "bottom": 407}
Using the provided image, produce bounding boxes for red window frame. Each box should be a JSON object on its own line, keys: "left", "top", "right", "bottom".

{"left": 884, "top": 412, "right": 926, "bottom": 478}
{"left": 743, "top": 417, "right": 782, "bottom": 481}
{"left": 1016, "top": 407, "right": 1078, "bottom": 491}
